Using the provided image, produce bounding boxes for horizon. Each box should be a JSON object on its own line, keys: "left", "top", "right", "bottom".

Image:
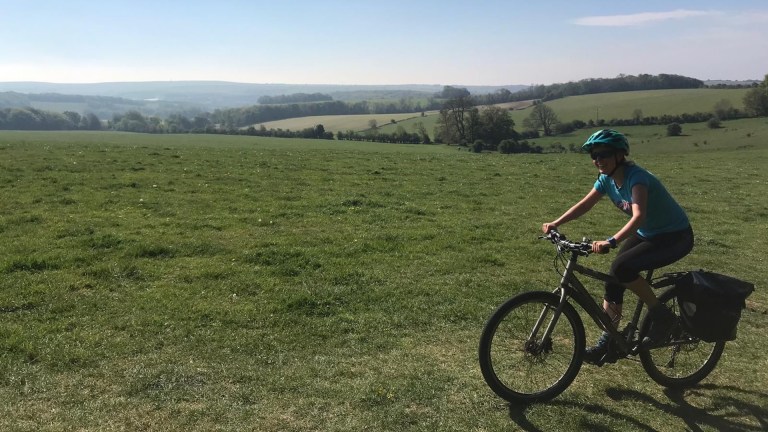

{"left": 1, "top": 1, "right": 766, "bottom": 86}
{"left": 0, "top": 76, "right": 760, "bottom": 89}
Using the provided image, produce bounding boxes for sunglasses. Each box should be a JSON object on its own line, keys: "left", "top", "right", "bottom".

{"left": 590, "top": 150, "right": 616, "bottom": 160}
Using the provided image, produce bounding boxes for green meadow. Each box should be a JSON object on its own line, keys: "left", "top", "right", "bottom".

{"left": 507, "top": 88, "right": 752, "bottom": 125}
{"left": 0, "top": 120, "right": 766, "bottom": 430}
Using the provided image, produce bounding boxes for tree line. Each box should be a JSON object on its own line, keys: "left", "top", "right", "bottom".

{"left": 0, "top": 91, "right": 203, "bottom": 120}
{"left": 502, "top": 74, "right": 705, "bottom": 103}
{"left": 0, "top": 108, "right": 102, "bottom": 130}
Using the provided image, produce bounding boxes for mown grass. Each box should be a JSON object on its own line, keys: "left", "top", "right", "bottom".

{"left": 258, "top": 112, "right": 438, "bottom": 134}
{"left": 0, "top": 124, "right": 765, "bottom": 431}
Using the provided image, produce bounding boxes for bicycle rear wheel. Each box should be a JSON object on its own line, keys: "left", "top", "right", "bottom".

{"left": 639, "top": 288, "right": 725, "bottom": 388}
{"left": 479, "top": 291, "right": 585, "bottom": 403}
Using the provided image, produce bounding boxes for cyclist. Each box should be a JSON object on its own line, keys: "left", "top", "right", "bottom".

{"left": 542, "top": 129, "right": 694, "bottom": 364}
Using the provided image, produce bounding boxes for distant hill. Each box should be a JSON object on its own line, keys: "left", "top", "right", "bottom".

{"left": 0, "top": 91, "right": 205, "bottom": 120}
{"left": 0, "top": 81, "right": 528, "bottom": 113}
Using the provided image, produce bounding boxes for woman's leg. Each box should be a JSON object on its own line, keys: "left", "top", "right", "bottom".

{"left": 625, "top": 277, "right": 660, "bottom": 307}
{"left": 585, "top": 227, "right": 694, "bottom": 360}
{"left": 610, "top": 226, "right": 694, "bottom": 303}
{"left": 611, "top": 227, "right": 695, "bottom": 344}
{"left": 600, "top": 233, "right": 647, "bottom": 328}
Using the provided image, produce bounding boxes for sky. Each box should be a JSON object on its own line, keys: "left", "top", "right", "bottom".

{"left": 0, "top": 0, "right": 766, "bottom": 86}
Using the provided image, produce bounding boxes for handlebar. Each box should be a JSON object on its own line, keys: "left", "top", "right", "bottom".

{"left": 540, "top": 229, "right": 594, "bottom": 256}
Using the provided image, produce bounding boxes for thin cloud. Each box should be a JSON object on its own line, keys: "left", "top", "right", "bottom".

{"left": 574, "top": 9, "right": 719, "bottom": 27}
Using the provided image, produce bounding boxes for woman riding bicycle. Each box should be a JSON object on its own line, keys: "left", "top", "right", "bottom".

{"left": 542, "top": 129, "right": 694, "bottom": 364}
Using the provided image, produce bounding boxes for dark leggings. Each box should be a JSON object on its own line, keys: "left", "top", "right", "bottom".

{"left": 604, "top": 226, "right": 694, "bottom": 304}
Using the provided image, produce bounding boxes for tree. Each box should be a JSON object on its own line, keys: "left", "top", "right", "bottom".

{"left": 63, "top": 111, "right": 81, "bottom": 128}
{"left": 707, "top": 117, "right": 722, "bottom": 129}
{"left": 114, "top": 111, "right": 149, "bottom": 133}
{"left": 522, "top": 102, "right": 559, "bottom": 136}
{"left": 6, "top": 108, "right": 40, "bottom": 129}
{"left": 81, "top": 113, "right": 102, "bottom": 130}
{"left": 314, "top": 124, "right": 325, "bottom": 138}
{"left": 465, "top": 107, "right": 481, "bottom": 144}
{"left": 498, "top": 139, "right": 518, "bottom": 154}
{"left": 476, "top": 106, "right": 516, "bottom": 149}
{"left": 166, "top": 114, "right": 192, "bottom": 132}
{"left": 553, "top": 122, "right": 576, "bottom": 135}
{"left": 435, "top": 93, "right": 474, "bottom": 144}
{"left": 438, "top": 85, "right": 471, "bottom": 100}
{"left": 413, "top": 121, "right": 431, "bottom": 144}
{"left": 743, "top": 88, "right": 768, "bottom": 116}
{"left": 471, "top": 139, "right": 484, "bottom": 153}
{"left": 366, "top": 119, "right": 378, "bottom": 137}
{"left": 666, "top": 122, "right": 682, "bottom": 136}
{"left": 632, "top": 108, "right": 644, "bottom": 124}
{"left": 743, "top": 75, "right": 768, "bottom": 117}
{"left": 713, "top": 99, "right": 736, "bottom": 120}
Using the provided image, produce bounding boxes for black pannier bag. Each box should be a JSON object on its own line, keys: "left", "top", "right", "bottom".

{"left": 674, "top": 270, "right": 755, "bottom": 342}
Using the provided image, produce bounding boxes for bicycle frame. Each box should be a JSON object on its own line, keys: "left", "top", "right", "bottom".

{"left": 541, "top": 248, "right": 655, "bottom": 357}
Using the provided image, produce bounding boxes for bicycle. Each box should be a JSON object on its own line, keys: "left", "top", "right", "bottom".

{"left": 478, "top": 229, "right": 725, "bottom": 404}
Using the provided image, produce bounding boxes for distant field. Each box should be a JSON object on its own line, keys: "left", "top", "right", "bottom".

{"left": 258, "top": 88, "right": 752, "bottom": 140}
{"left": 508, "top": 88, "right": 752, "bottom": 126}
{"left": 258, "top": 112, "right": 439, "bottom": 134}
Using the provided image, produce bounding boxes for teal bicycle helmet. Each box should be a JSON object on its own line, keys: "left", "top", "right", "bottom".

{"left": 582, "top": 129, "right": 629, "bottom": 154}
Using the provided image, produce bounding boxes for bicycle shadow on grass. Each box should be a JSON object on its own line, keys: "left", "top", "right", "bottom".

{"left": 507, "top": 384, "right": 767, "bottom": 431}
{"left": 507, "top": 399, "right": 658, "bottom": 432}
{"left": 605, "top": 384, "right": 768, "bottom": 431}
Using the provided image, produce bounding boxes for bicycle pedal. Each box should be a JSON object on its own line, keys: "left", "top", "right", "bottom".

{"left": 601, "top": 352, "right": 620, "bottom": 365}
{"left": 584, "top": 350, "right": 619, "bottom": 367}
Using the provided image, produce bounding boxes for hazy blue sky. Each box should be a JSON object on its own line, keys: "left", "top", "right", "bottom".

{"left": 1, "top": 0, "right": 766, "bottom": 85}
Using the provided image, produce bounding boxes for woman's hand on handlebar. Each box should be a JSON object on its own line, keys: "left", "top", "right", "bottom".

{"left": 591, "top": 240, "right": 611, "bottom": 254}
{"left": 542, "top": 223, "right": 558, "bottom": 234}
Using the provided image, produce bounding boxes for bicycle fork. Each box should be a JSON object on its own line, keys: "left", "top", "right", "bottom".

{"left": 527, "top": 288, "right": 569, "bottom": 353}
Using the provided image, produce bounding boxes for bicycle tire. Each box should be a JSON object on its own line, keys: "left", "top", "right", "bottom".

{"left": 639, "top": 288, "right": 725, "bottom": 388}
{"left": 479, "top": 291, "right": 585, "bottom": 403}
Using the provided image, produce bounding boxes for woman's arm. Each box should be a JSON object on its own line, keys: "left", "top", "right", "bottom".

{"left": 543, "top": 188, "right": 603, "bottom": 233}
{"left": 592, "top": 184, "right": 648, "bottom": 252}
{"left": 613, "top": 183, "right": 647, "bottom": 243}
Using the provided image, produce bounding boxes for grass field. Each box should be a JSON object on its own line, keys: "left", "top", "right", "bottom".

{"left": 258, "top": 112, "right": 440, "bottom": 135}
{"left": 0, "top": 121, "right": 766, "bottom": 431}
{"left": 507, "top": 88, "right": 752, "bottom": 126}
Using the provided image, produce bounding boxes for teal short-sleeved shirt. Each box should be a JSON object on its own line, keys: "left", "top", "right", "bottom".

{"left": 594, "top": 163, "right": 690, "bottom": 238}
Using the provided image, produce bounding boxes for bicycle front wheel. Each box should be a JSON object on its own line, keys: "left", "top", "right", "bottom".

{"left": 479, "top": 291, "right": 585, "bottom": 404}
{"left": 639, "top": 288, "right": 725, "bottom": 388}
